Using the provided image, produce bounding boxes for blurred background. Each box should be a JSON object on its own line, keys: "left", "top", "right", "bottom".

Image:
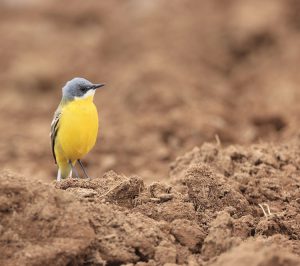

{"left": 1, "top": 0, "right": 300, "bottom": 183}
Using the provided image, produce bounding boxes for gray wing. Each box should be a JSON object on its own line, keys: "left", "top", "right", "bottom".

{"left": 50, "top": 107, "right": 61, "bottom": 164}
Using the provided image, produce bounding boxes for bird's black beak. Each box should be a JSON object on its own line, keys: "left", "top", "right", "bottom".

{"left": 92, "top": 83, "right": 105, "bottom": 89}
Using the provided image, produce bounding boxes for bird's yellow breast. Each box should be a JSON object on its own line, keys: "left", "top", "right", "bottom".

{"left": 56, "top": 96, "right": 98, "bottom": 162}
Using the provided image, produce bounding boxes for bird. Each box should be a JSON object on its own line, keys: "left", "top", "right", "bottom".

{"left": 51, "top": 77, "right": 105, "bottom": 181}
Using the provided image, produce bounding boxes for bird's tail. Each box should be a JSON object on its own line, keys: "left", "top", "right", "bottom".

{"left": 57, "top": 162, "right": 72, "bottom": 181}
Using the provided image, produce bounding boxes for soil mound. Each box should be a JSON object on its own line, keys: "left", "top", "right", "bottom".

{"left": 0, "top": 171, "right": 94, "bottom": 266}
{"left": 2, "top": 139, "right": 300, "bottom": 265}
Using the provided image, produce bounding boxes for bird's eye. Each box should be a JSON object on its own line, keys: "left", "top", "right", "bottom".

{"left": 80, "top": 87, "right": 86, "bottom": 92}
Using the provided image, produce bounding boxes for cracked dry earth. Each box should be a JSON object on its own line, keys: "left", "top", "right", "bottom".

{"left": 1, "top": 138, "right": 300, "bottom": 266}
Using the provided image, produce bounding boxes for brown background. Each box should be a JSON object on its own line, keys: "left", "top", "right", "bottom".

{"left": 1, "top": 0, "right": 300, "bottom": 182}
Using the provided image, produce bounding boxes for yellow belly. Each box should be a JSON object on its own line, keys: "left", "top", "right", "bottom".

{"left": 55, "top": 97, "right": 98, "bottom": 163}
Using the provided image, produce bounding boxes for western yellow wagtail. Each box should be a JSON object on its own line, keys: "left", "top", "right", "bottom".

{"left": 51, "top": 77, "right": 105, "bottom": 181}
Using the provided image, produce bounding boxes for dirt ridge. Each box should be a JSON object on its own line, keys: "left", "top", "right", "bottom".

{"left": 2, "top": 138, "right": 300, "bottom": 265}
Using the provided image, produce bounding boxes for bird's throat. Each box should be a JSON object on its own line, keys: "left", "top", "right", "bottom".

{"left": 74, "top": 95, "right": 94, "bottom": 103}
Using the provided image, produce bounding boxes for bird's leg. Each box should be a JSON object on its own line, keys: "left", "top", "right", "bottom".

{"left": 57, "top": 169, "right": 61, "bottom": 182}
{"left": 69, "top": 160, "right": 80, "bottom": 178}
{"left": 68, "top": 169, "right": 72, "bottom": 178}
{"left": 78, "top": 159, "right": 91, "bottom": 179}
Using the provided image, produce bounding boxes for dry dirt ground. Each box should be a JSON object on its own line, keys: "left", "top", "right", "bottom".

{"left": 1, "top": 0, "right": 300, "bottom": 265}
{"left": 2, "top": 139, "right": 300, "bottom": 265}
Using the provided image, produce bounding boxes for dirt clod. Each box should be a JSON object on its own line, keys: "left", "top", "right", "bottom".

{"left": 210, "top": 239, "right": 300, "bottom": 266}
{"left": 170, "top": 219, "right": 206, "bottom": 252}
{"left": 185, "top": 164, "right": 250, "bottom": 221}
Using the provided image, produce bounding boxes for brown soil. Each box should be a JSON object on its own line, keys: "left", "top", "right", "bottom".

{"left": 1, "top": 0, "right": 300, "bottom": 265}
{"left": 2, "top": 139, "right": 300, "bottom": 265}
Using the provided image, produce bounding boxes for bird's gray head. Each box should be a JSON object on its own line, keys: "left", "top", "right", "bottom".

{"left": 62, "top": 77, "right": 105, "bottom": 100}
